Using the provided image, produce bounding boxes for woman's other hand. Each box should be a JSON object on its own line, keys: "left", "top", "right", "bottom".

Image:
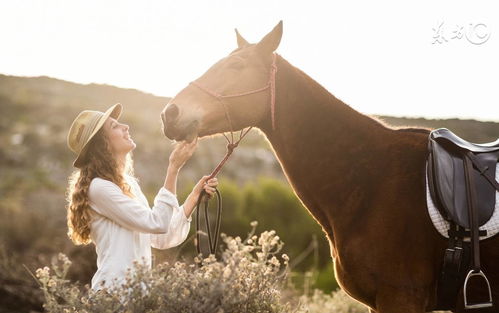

{"left": 182, "top": 176, "right": 219, "bottom": 219}
{"left": 169, "top": 138, "right": 197, "bottom": 170}
{"left": 193, "top": 176, "right": 218, "bottom": 199}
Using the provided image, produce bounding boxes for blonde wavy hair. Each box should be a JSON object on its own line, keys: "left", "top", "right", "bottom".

{"left": 66, "top": 128, "right": 135, "bottom": 245}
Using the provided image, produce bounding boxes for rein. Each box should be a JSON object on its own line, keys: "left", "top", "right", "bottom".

{"left": 190, "top": 53, "right": 278, "bottom": 257}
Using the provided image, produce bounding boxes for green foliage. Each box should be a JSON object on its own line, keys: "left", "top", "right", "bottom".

{"left": 174, "top": 177, "right": 337, "bottom": 290}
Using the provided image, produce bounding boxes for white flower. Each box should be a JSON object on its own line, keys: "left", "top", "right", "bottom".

{"left": 35, "top": 266, "right": 50, "bottom": 278}
{"left": 223, "top": 267, "right": 232, "bottom": 279}
{"left": 47, "top": 279, "right": 57, "bottom": 288}
{"left": 269, "top": 256, "right": 280, "bottom": 267}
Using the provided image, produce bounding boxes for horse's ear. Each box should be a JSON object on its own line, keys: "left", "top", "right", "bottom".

{"left": 235, "top": 28, "right": 249, "bottom": 48}
{"left": 256, "top": 20, "right": 283, "bottom": 54}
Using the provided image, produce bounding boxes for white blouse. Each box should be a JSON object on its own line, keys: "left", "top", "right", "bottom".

{"left": 87, "top": 175, "right": 191, "bottom": 290}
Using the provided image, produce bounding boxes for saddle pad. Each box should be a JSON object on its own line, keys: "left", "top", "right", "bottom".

{"left": 426, "top": 162, "right": 499, "bottom": 240}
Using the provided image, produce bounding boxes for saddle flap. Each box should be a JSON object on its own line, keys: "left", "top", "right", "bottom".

{"left": 428, "top": 139, "right": 499, "bottom": 229}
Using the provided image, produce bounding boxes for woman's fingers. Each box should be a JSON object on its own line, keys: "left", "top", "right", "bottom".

{"left": 171, "top": 139, "right": 198, "bottom": 167}
{"left": 196, "top": 176, "right": 218, "bottom": 198}
{"left": 204, "top": 186, "right": 216, "bottom": 193}
{"left": 184, "top": 138, "right": 198, "bottom": 153}
{"left": 203, "top": 184, "right": 217, "bottom": 198}
{"left": 204, "top": 177, "right": 218, "bottom": 187}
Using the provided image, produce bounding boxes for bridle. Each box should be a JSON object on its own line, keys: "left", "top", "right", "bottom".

{"left": 188, "top": 53, "right": 278, "bottom": 257}
{"left": 190, "top": 53, "right": 278, "bottom": 133}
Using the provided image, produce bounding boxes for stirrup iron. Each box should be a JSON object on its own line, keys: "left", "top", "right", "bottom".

{"left": 463, "top": 269, "right": 493, "bottom": 309}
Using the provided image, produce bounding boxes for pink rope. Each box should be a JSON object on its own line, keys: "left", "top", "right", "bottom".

{"left": 269, "top": 54, "right": 277, "bottom": 130}
{"left": 190, "top": 53, "right": 278, "bottom": 130}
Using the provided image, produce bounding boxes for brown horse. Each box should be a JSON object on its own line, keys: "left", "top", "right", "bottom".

{"left": 160, "top": 21, "right": 499, "bottom": 312}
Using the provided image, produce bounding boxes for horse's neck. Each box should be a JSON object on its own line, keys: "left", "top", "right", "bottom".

{"left": 259, "top": 56, "right": 392, "bottom": 235}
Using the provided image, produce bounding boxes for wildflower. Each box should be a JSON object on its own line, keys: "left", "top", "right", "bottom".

{"left": 282, "top": 254, "right": 289, "bottom": 265}
{"left": 36, "top": 266, "right": 50, "bottom": 278}
{"left": 47, "top": 279, "right": 57, "bottom": 288}
{"left": 223, "top": 267, "right": 232, "bottom": 279}
{"left": 58, "top": 253, "right": 71, "bottom": 266}
{"left": 256, "top": 252, "right": 265, "bottom": 261}
{"left": 269, "top": 256, "right": 280, "bottom": 267}
{"left": 203, "top": 254, "right": 216, "bottom": 264}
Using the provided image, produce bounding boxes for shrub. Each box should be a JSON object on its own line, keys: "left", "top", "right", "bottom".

{"left": 36, "top": 224, "right": 292, "bottom": 313}
{"left": 35, "top": 224, "right": 399, "bottom": 313}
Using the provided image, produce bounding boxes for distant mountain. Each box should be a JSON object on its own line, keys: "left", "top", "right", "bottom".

{"left": 378, "top": 116, "right": 499, "bottom": 143}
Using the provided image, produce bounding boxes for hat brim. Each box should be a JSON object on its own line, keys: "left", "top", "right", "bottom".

{"left": 73, "top": 103, "right": 122, "bottom": 168}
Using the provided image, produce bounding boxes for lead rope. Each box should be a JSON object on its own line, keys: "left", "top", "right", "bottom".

{"left": 195, "top": 127, "right": 253, "bottom": 257}
{"left": 191, "top": 54, "right": 278, "bottom": 257}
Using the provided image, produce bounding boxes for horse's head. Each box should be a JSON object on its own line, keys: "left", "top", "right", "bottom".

{"left": 161, "top": 21, "right": 283, "bottom": 142}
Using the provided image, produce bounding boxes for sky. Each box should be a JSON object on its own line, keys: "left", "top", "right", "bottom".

{"left": 1, "top": 0, "right": 498, "bottom": 122}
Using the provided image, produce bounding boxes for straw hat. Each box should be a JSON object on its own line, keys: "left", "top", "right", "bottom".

{"left": 67, "top": 103, "right": 122, "bottom": 168}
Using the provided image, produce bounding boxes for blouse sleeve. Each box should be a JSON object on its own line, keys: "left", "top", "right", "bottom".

{"left": 150, "top": 191, "right": 192, "bottom": 250}
{"left": 88, "top": 178, "right": 191, "bottom": 237}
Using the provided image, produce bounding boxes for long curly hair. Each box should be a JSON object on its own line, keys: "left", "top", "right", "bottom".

{"left": 66, "top": 128, "right": 135, "bottom": 245}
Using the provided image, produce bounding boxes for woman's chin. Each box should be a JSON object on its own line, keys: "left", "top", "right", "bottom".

{"left": 127, "top": 140, "right": 137, "bottom": 151}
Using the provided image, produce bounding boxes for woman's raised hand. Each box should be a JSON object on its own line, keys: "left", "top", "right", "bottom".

{"left": 169, "top": 138, "right": 198, "bottom": 170}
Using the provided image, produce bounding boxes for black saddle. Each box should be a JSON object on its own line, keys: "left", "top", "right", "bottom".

{"left": 428, "top": 128, "right": 499, "bottom": 310}
{"left": 428, "top": 128, "right": 499, "bottom": 229}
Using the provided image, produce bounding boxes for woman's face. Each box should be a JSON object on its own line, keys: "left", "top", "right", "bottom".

{"left": 103, "top": 117, "right": 136, "bottom": 156}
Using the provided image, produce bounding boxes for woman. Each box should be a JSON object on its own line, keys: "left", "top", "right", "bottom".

{"left": 66, "top": 103, "right": 217, "bottom": 290}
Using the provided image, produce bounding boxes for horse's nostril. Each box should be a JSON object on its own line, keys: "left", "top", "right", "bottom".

{"left": 163, "top": 103, "right": 179, "bottom": 123}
